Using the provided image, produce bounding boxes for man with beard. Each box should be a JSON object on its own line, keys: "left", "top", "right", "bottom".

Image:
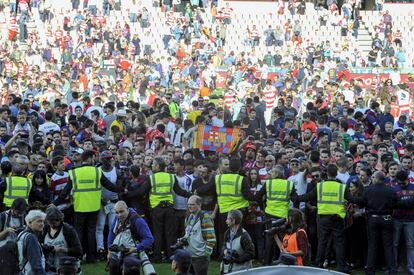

{"left": 242, "top": 143, "right": 257, "bottom": 170}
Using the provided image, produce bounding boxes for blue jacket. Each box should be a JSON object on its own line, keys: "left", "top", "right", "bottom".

{"left": 108, "top": 208, "right": 154, "bottom": 252}
{"left": 22, "top": 227, "right": 47, "bottom": 275}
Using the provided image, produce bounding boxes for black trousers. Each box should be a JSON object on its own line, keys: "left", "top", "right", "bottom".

{"left": 151, "top": 205, "right": 177, "bottom": 260}
{"left": 264, "top": 213, "right": 281, "bottom": 265}
{"left": 190, "top": 255, "right": 209, "bottom": 275}
{"left": 75, "top": 211, "right": 98, "bottom": 261}
{"left": 366, "top": 216, "right": 396, "bottom": 275}
{"left": 316, "top": 215, "right": 347, "bottom": 272}
{"left": 175, "top": 209, "right": 187, "bottom": 239}
{"left": 217, "top": 212, "right": 228, "bottom": 255}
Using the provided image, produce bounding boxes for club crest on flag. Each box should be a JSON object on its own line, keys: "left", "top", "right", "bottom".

{"left": 194, "top": 124, "right": 241, "bottom": 154}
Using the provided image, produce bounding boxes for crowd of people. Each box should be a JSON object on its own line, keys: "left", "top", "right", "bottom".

{"left": 0, "top": 0, "right": 413, "bottom": 275}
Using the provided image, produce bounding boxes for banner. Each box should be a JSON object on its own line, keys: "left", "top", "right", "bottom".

{"left": 348, "top": 73, "right": 411, "bottom": 89}
{"left": 194, "top": 124, "right": 241, "bottom": 154}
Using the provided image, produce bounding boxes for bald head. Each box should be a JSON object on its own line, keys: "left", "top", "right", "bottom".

{"left": 114, "top": 201, "right": 129, "bottom": 221}
{"left": 373, "top": 171, "right": 385, "bottom": 185}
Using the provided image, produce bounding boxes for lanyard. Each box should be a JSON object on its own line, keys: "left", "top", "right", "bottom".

{"left": 186, "top": 212, "right": 202, "bottom": 236}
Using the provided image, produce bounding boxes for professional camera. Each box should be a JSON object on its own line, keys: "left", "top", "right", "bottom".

{"left": 222, "top": 250, "right": 239, "bottom": 265}
{"left": 109, "top": 245, "right": 156, "bottom": 275}
{"left": 109, "top": 244, "right": 130, "bottom": 253}
{"left": 41, "top": 244, "right": 55, "bottom": 254}
{"left": 170, "top": 238, "right": 188, "bottom": 251}
{"left": 138, "top": 250, "right": 156, "bottom": 275}
{"left": 264, "top": 218, "right": 287, "bottom": 235}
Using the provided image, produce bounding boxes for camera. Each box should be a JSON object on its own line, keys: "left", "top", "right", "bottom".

{"left": 109, "top": 244, "right": 130, "bottom": 253}
{"left": 264, "top": 218, "right": 287, "bottom": 235}
{"left": 222, "top": 250, "right": 239, "bottom": 265}
{"left": 41, "top": 244, "right": 55, "bottom": 254}
{"left": 109, "top": 245, "right": 156, "bottom": 275}
{"left": 138, "top": 250, "right": 156, "bottom": 275}
{"left": 170, "top": 238, "right": 188, "bottom": 251}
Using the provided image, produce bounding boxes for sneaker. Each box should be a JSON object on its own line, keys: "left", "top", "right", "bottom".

{"left": 323, "top": 259, "right": 329, "bottom": 268}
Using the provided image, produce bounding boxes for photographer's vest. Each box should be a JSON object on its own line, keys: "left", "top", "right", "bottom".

{"left": 215, "top": 174, "right": 249, "bottom": 214}
{"left": 44, "top": 227, "right": 69, "bottom": 269}
{"left": 184, "top": 211, "right": 205, "bottom": 257}
{"left": 111, "top": 219, "right": 136, "bottom": 259}
{"left": 225, "top": 229, "right": 253, "bottom": 272}
{"left": 317, "top": 180, "right": 346, "bottom": 219}
{"left": 4, "top": 176, "right": 32, "bottom": 208}
{"left": 69, "top": 166, "right": 102, "bottom": 212}
{"left": 264, "top": 179, "right": 293, "bottom": 218}
{"left": 149, "top": 172, "right": 174, "bottom": 208}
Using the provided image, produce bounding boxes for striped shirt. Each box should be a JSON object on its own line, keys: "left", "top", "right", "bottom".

{"left": 185, "top": 211, "right": 216, "bottom": 256}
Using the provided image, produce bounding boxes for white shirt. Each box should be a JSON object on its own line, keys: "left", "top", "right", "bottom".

{"left": 38, "top": 121, "right": 61, "bottom": 134}
{"left": 336, "top": 172, "right": 350, "bottom": 184}
{"left": 288, "top": 171, "right": 307, "bottom": 210}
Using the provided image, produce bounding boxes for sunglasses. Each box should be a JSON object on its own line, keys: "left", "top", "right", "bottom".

{"left": 265, "top": 160, "right": 273, "bottom": 163}
{"left": 312, "top": 174, "right": 320, "bottom": 178}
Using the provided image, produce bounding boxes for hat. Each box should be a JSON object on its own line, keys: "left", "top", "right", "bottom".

{"left": 244, "top": 142, "right": 256, "bottom": 152}
{"left": 290, "top": 158, "right": 300, "bottom": 163}
{"left": 100, "top": 150, "right": 113, "bottom": 159}
{"left": 170, "top": 249, "right": 192, "bottom": 266}
{"left": 72, "top": 148, "right": 84, "bottom": 155}
{"left": 117, "top": 109, "right": 127, "bottom": 117}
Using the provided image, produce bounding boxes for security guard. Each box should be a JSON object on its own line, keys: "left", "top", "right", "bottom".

{"left": 214, "top": 158, "right": 251, "bottom": 254}
{"left": 3, "top": 163, "right": 31, "bottom": 208}
{"left": 294, "top": 164, "right": 352, "bottom": 273}
{"left": 358, "top": 171, "right": 414, "bottom": 275}
{"left": 53, "top": 150, "right": 123, "bottom": 263}
{"left": 132, "top": 157, "right": 192, "bottom": 262}
{"left": 250, "top": 165, "right": 297, "bottom": 265}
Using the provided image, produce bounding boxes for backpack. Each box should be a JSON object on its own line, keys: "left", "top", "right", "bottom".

{"left": 0, "top": 229, "right": 30, "bottom": 275}
{"left": 297, "top": 229, "right": 311, "bottom": 266}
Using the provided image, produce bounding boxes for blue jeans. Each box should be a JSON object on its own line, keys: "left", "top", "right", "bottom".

{"left": 89, "top": 5, "right": 97, "bottom": 15}
{"left": 376, "top": 3, "right": 383, "bottom": 11}
{"left": 393, "top": 220, "right": 414, "bottom": 274}
{"left": 96, "top": 203, "right": 117, "bottom": 250}
{"left": 130, "top": 13, "right": 137, "bottom": 22}
{"left": 9, "top": 3, "right": 16, "bottom": 15}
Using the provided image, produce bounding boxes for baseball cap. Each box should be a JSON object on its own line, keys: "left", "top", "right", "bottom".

{"left": 71, "top": 148, "right": 84, "bottom": 155}
{"left": 244, "top": 142, "right": 256, "bottom": 152}
{"left": 100, "top": 150, "right": 113, "bottom": 159}
{"left": 170, "top": 249, "right": 192, "bottom": 266}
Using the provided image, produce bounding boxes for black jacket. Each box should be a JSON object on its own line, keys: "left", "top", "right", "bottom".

{"left": 222, "top": 226, "right": 255, "bottom": 264}
{"left": 41, "top": 223, "right": 83, "bottom": 258}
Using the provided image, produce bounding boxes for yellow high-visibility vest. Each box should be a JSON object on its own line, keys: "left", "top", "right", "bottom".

{"left": 4, "top": 176, "right": 32, "bottom": 207}
{"left": 264, "top": 179, "right": 293, "bottom": 218}
{"left": 317, "top": 180, "right": 346, "bottom": 218}
{"left": 215, "top": 174, "right": 249, "bottom": 214}
{"left": 69, "top": 166, "right": 102, "bottom": 212}
{"left": 149, "top": 172, "right": 174, "bottom": 208}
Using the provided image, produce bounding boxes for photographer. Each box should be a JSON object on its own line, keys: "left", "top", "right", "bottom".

{"left": 41, "top": 205, "right": 82, "bottom": 274}
{"left": 273, "top": 208, "right": 308, "bottom": 266}
{"left": 0, "top": 198, "right": 27, "bottom": 246}
{"left": 180, "top": 195, "right": 216, "bottom": 275}
{"left": 107, "top": 201, "right": 154, "bottom": 275}
{"left": 221, "top": 209, "right": 254, "bottom": 274}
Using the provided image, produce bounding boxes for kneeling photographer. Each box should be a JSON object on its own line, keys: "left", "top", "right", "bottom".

{"left": 173, "top": 195, "right": 216, "bottom": 275}
{"left": 221, "top": 209, "right": 254, "bottom": 274}
{"left": 107, "top": 201, "right": 154, "bottom": 275}
{"left": 270, "top": 208, "right": 309, "bottom": 266}
{"left": 41, "top": 205, "right": 82, "bottom": 274}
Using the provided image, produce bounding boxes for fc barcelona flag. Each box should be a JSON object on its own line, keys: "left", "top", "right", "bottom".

{"left": 194, "top": 124, "right": 241, "bottom": 154}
